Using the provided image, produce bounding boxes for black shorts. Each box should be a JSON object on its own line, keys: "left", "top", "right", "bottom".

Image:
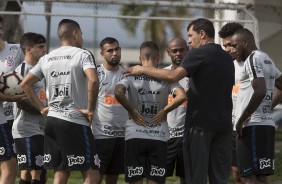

{"left": 44, "top": 117, "right": 100, "bottom": 171}
{"left": 232, "top": 131, "right": 238, "bottom": 167}
{"left": 125, "top": 138, "right": 167, "bottom": 184}
{"left": 0, "top": 120, "right": 16, "bottom": 161}
{"left": 14, "top": 135, "right": 44, "bottom": 170}
{"left": 237, "top": 125, "right": 275, "bottom": 177}
{"left": 95, "top": 138, "right": 125, "bottom": 175}
{"left": 166, "top": 137, "right": 185, "bottom": 178}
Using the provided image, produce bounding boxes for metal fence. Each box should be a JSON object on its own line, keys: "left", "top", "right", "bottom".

{"left": 1, "top": 0, "right": 258, "bottom": 65}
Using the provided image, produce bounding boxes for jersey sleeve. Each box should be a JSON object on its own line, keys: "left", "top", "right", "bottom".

{"left": 180, "top": 49, "right": 204, "bottom": 77}
{"left": 116, "top": 76, "right": 130, "bottom": 89}
{"left": 82, "top": 50, "right": 97, "bottom": 71}
{"left": 274, "top": 67, "right": 281, "bottom": 79}
{"left": 169, "top": 81, "right": 183, "bottom": 94}
{"left": 30, "top": 59, "right": 44, "bottom": 80}
{"left": 245, "top": 52, "right": 265, "bottom": 81}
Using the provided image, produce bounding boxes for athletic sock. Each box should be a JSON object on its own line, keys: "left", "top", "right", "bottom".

{"left": 19, "top": 179, "right": 31, "bottom": 184}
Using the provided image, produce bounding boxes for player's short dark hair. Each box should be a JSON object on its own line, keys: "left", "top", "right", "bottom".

{"left": 140, "top": 41, "right": 159, "bottom": 60}
{"left": 100, "top": 37, "right": 119, "bottom": 49}
{"left": 218, "top": 22, "right": 243, "bottom": 38}
{"left": 187, "top": 18, "right": 215, "bottom": 38}
{"left": 57, "top": 19, "right": 81, "bottom": 40}
{"left": 234, "top": 28, "right": 255, "bottom": 42}
{"left": 20, "top": 32, "right": 46, "bottom": 54}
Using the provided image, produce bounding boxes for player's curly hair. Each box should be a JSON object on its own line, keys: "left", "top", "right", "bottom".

{"left": 218, "top": 22, "right": 243, "bottom": 39}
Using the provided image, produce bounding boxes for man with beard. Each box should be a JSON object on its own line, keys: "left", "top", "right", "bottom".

{"left": 164, "top": 38, "right": 189, "bottom": 184}
{"left": 91, "top": 37, "right": 128, "bottom": 184}
{"left": 232, "top": 28, "right": 282, "bottom": 184}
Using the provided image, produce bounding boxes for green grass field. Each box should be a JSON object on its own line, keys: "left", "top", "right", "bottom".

{"left": 14, "top": 129, "right": 282, "bottom": 184}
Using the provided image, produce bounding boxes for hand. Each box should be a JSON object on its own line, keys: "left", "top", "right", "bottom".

{"left": 151, "top": 109, "right": 167, "bottom": 126}
{"left": 12, "top": 94, "right": 27, "bottom": 102}
{"left": 129, "top": 109, "right": 146, "bottom": 126}
{"left": 40, "top": 107, "right": 49, "bottom": 116}
{"left": 235, "top": 122, "right": 244, "bottom": 138}
{"left": 236, "top": 117, "right": 250, "bottom": 138}
{"left": 124, "top": 65, "right": 143, "bottom": 76}
{"left": 77, "top": 109, "right": 94, "bottom": 124}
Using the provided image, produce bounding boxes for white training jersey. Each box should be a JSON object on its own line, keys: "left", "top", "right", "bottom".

{"left": 30, "top": 46, "right": 96, "bottom": 126}
{"left": 91, "top": 64, "right": 128, "bottom": 139}
{"left": 0, "top": 42, "right": 24, "bottom": 121}
{"left": 12, "top": 61, "right": 46, "bottom": 138}
{"left": 235, "top": 50, "right": 281, "bottom": 127}
{"left": 232, "top": 60, "right": 244, "bottom": 130}
{"left": 117, "top": 75, "right": 181, "bottom": 142}
{"left": 164, "top": 65, "right": 189, "bottom": 138}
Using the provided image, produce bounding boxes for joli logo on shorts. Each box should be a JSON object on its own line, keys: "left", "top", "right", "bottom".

{"left": 127, "top": 167, "right": 143, "bottom": 177}
{"left": 67, "top": 155, "right": 85, "bottom": 166}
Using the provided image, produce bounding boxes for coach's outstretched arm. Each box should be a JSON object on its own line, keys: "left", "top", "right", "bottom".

{"left": 124, "top": 65, "right": 188, "bottom": 83}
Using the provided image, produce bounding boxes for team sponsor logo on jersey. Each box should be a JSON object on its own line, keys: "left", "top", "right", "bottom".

{"left": 264, "top": 60, "right": 272, "bottom": 65}
{"left": 134, "top": 76, "right": 161, "bottom": 82}
{"left": 10, "top": 45, "right": 19, "bottom": 52}
{"left": 3, "top": 104, "right": 13, "bottom": 116}
{"left": 136, "top": 129, "right": 165, "bottom": 137}
{"left": 103, "top": 125, "right": 125, "bottom": 137}
{"left": 259, "top": 158, "right": 272, "bottom": 169}
{"left": 150, "top": 165, "right": 165, "bottom": 176}
{"left": 138, "top": 88, "right": 160, "bottom": 95}
{"left": 51, "top": 84, "right": 71, "bottom": 99}
{"left": 268, "top": 75, "right": 275, "bottom": 79}
{"left": 43, "top": 154, "right": 51, "bottom": 163}
{"left": 0, "top": 147, "right": 5, "bottom": 155}
{"left": 98, "top": 70, "right": 105, "bottom": 76}
{"left": 169, "top": 126, "right": 184, "bottom": 137}
{"left": 139, "top": 101, "right": 159, "bottom": 117}
{"left": 48, "top": 55, "right": 71, "bottom": 62}
{"left": 50, "top": 71, "right": 70, "bottom": 77}
{"left": 94, "top": 154, "right": 101, "bottom": 168}
{"left": 17, "top": 155, "right": 27, "bottom": 164}
{"left": 67, "top": 155, "right": 85, "bottom": 166}
{"left": 35, "top": 155, "right": 44, "bottom": 167}
{"left": 262, "top": 105, "right": 271, "bottom": 114}
{"left": 264, "top": 92, "right": 272, "bottom": 101}
{"left": 5, "top": 55, "right": 15, "bottom": 67}
{"left": 127, "top": 166, "right": 143, "bottom": 177}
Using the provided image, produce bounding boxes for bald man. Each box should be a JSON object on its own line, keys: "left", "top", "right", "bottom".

{"left": 164, "top": 38, "right": 189, "bottom": 184}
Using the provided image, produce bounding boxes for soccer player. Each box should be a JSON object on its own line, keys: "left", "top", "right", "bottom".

{"left": 218, "top": 22, "right": 244, "bottom": 184}
{"left": 232, "top": 28, "right": 282, "bottom": 184}
{"left": 115, "top": 41, "right": 186, "bottom": 184}
{"left": 164, "top": 38, "right": 189, "bottom": 184}
{"left": 12, "top": 32, "right": 47, "bottom": 184}
{"left": 91, "top": 37, "right": 127, "bottom": 184}
{"left": 0, "top": 15, "right": 26, "bottom": 184}
{"left": 124, "top": 18, "right": 234, "bottom": 184}
{"left": 20, "top": 19, "right": 101, "bottom": 184}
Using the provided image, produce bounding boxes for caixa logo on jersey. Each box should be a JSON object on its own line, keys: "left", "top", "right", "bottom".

{"left": 51, "top": 84, "right": 71, "bottom": 99}
{"left": 138, "top": 88, "right": 160, "bottom": 95}
{"left": 139, "top": 101, "right": 160, "bottom": 116}
{"left": 50, "top": 71, "right": 70, "bottom": 77}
